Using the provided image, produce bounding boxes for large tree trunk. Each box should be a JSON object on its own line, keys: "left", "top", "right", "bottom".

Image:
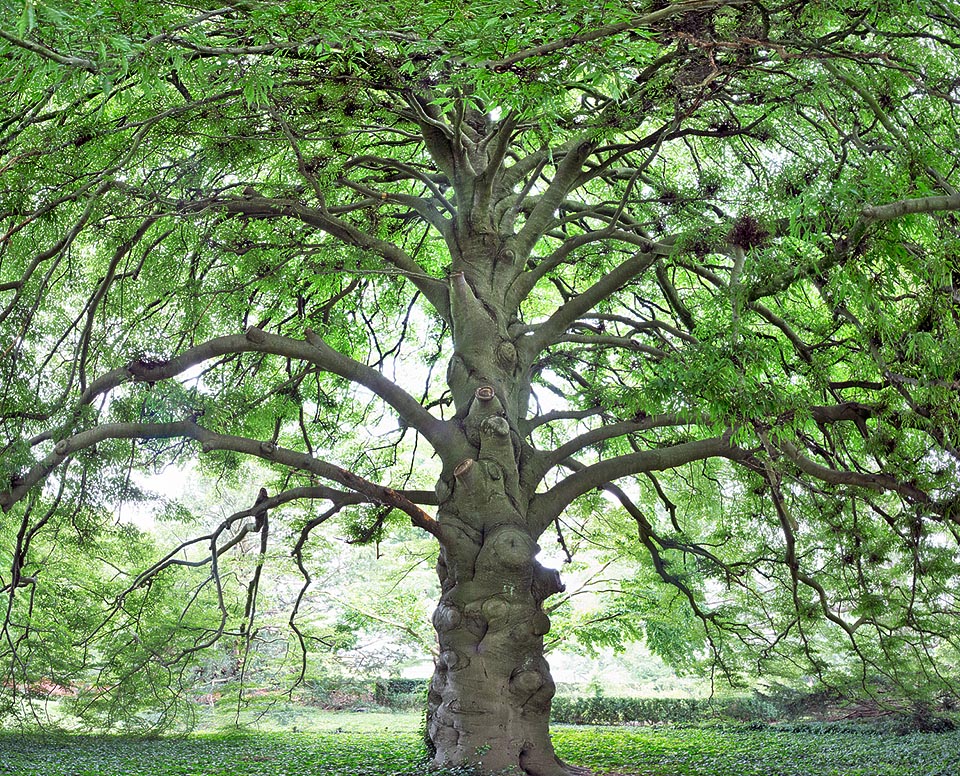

{"left": 426, "top": 386, "right": 572, "bottom": 776}
{"left": 427, "top": 521, "right": 567, "bottom": 775}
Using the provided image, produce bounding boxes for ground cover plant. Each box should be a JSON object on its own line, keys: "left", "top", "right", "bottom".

{"left": 2, "top": 716, "right": 959, "bottom": 776}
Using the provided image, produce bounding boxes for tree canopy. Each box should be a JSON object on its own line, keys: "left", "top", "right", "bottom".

{"left": 3, "top": 0, "right": 960, "bottom": 771}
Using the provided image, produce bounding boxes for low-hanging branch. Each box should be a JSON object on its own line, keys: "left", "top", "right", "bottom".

{"left": 3, "top": 421, "right": 442, "bottom": 538}
{"left": 55, "top": 326, "right": 452, "bottom": 454}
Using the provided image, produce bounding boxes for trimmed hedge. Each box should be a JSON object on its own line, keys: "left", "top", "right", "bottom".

{"left": 550, "top": 695, "right": 778, "bottom": 726}
{"left": 552, "top": 696, "right": 700, "bottom": 725}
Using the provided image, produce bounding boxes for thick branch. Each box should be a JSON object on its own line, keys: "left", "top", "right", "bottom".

{"left": 861, "top": 194, "right": 960, "bottom": 222}
{"left": 528, "top": 434, "right": 744, "bottom": 531}
{"left": 521, "top": 406, "right": 605, "bottom": 432}
{"left": 507, "top": 227, "right": 660, "bottom": 310}
{"left": 554, "top": 333, "right": 668, "bottom": 359}
{"left": 336, "top": 171, "right": 453, "bottom": 236}
{"left": 2, "top": 421, "right": 442, "bottom": 538}
{"left": 529, "top": 413, "right": 708, "bottom": 485}
{"left": 75, "top": 327, "right": 452, "bottom": 455}
{"left": 523, "top": 246, "right": 668, "bottom": 358}
{"left": 512, "top": 140, "right": 594, "bottom": 261}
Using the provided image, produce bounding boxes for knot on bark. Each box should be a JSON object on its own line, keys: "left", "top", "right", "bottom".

{"left": 475, "top": 385, "right": 495, "bottom": 402}
{"left": 481, "top": 595, "right": 510, "bottom": 624}
{"left": 495, "top": 340, "right": 518, "bottom": 370}
{"left": 439, "top": 649, "right": 467, "bottom": 671}
{"left": 433, "top": 603, "right": 462, "bottom": 632}
{"left": 509, "top": 669, "right": 544, "bottom": 695}
{"left": 480, "top": 415, "right": 510, "bottom": 438}
{"left": 128, "top": 356, "right": 168, "bottom": 381}
{"left": 532, "top": 564, "right": 565, "bottom": 603}
{"left": 530, "top": 612, "right": 551, "bottom": 636}
{"left": 476, "top": 524, "right": 534, "bottom": 574}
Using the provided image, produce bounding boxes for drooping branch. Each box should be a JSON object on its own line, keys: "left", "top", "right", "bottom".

{"left": 177, "top": 194, "right": 451, "bottom": 318}
{"left": 776, "top": 438, "right": 932, "bottom": 505}
{"left": 77, "top": 214, "right": 161, "bottom": 393}
{"left": 548, "top": 458, "right": 743, "bottom": 681}
{"left": 2, "top": 420, "right": 442, "bottom": 539}
{"left": 0, "top": 29, "right": 99, "bottom": 72}
{"left": 0, "top": 180, "right": 111, "bottom": 299}
{"left": 755, "top": 433, "right": 871, "bottom": 642}
{"left": 124, "top": 485, "right": 360, "bottom": 594}
{"left": 478, "top": 0, "right": 731, "bottom": 72}
{"left": 528, "top": 434, "right": 746, "bottom": 532}
{"left": 70, "top": 327, "right": 452, "bottom": 455}
{"left": 288, "top": 500, "right": 349, "bottom": 686}
{"left": 79, "top": 487, "right": 351, "bottom": 673}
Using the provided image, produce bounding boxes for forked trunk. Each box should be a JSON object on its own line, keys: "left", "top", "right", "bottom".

{"left": 426, "top": 387, "right": 572, "bottom": 776}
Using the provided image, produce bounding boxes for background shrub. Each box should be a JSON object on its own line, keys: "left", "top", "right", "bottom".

{"left": 374, "top": 678, "right": 430, "bottom": 710}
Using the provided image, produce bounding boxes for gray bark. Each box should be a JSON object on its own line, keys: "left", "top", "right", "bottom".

{"left": 427, "top": 258, "right": 574, "bottom": 773}
{"left": 428, "top": 385, "right": 570, "bottom": 775}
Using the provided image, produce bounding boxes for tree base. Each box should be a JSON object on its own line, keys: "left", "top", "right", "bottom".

{"left": 428, "top": 754, "right": 588, "bottom": 776}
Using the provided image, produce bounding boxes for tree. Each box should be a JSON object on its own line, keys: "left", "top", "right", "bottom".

{"left": 3, "top": 0, "right": 960, "bottom": 772}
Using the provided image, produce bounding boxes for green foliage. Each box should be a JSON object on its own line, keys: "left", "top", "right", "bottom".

{"left": 2, "top": 722, "right": 960, "bottom": 776}
{"left": 552, "top": 695, "right": 706, "bottom": 726}
{"left": 374, "top": 678, "right": 429, "bottom": 709}
{"left": 3, "top": 0, "right": 960, "bottom": 742}
{"left": 549, "top": 692, "right": 787, "bottom": 727}
{"left": 552, "top": 725, "right": 960, "bottom": 776}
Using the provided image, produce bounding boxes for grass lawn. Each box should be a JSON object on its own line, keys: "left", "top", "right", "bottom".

{"left": 1, "top": 711, "right": 958, "bottom": 775}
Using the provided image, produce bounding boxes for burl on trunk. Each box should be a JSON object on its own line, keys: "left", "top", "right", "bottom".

{"left": 426, "top": 387, "right": 572, "bottom": 776}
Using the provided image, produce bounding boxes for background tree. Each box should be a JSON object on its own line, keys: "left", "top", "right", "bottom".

{"left": 3, "top": 1, "right": 960, "bottom": 773}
